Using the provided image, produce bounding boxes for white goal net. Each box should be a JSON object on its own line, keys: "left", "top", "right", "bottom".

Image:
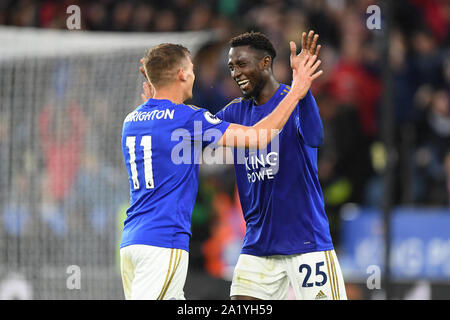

{"left": 0, "top": 26, "right": 214, "bottom": 299}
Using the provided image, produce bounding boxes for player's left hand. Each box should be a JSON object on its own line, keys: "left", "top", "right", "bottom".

{"left": 290, "top": 30, "right": 321, "bottom": 72}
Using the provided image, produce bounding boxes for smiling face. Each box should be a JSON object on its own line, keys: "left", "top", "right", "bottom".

{"left": 228, "top": 45, "right": 268, "bottom": 100}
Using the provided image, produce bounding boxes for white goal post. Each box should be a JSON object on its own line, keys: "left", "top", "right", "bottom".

{"left": 0, "top": 26, "right": 215, "bottom": 299}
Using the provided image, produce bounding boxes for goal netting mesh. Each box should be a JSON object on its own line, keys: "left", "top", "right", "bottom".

{"left": 0, "top": 26, "right": 214, "bottom": 299}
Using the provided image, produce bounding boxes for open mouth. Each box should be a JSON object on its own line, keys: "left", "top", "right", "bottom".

{"left": 237, "top": 79, "right": 250, "bottom": 91}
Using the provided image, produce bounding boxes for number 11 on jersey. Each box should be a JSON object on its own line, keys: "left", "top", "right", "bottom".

{"left": 125, "top": 135, "right": 155, "bottom": 190}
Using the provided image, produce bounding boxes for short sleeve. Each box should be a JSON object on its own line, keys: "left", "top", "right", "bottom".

{"left": 184, "top": 105, "right": 231, "bottom": 148}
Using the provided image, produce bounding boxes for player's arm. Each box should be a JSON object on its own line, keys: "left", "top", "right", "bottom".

{"left": 295, "top": 30, "right": 324, "bottom": 148}
{"left": 297, "top": 90, "right": 324, "bottom": 147}
{"left": 217, "top": 51, "right": 322, "bottom": 149}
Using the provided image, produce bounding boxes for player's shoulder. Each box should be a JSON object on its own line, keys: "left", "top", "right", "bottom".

{"left": 217, "top": 97, "right": 245, "bottom": 116}
{"left": 179, "top": 103, "right": 202, "bottom": 112}
{"left": 175, "top": 103, "right": 207, "bottom": 121}
{"left": 123, "top": 106, "right": 140, "bottom": 123}
{"left": 279, "top": 84, "right": 314, "bottom": 100}
{"left": 224, "top": 97, "right": 245, "bottom": 109}
{"left": 279, "top": 84, "right": 292, "bottom": 96}
{"left": 174, "top": 103, "right": 209, "bottom": 116}
{"left": 178, "top": 103, "right": 225, "bottom": 125}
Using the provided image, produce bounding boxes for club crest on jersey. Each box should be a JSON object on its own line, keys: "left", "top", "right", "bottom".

{"left": 203, "top": 111, "right": 222, "bottom": 125}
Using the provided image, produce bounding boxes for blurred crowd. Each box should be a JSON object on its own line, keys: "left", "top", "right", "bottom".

{"left": 0, "top": 0, "right": 449, "bottom": 282}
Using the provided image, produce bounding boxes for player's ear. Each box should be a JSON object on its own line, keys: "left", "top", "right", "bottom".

{"left": 260, "top": 55, "right": 272, "bottom": 70}
{"left": 177, "top": 68, "right": 187, "bottom": 81}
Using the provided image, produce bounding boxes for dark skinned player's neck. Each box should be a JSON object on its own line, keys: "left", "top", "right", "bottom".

{"left": 253, "top": 77, "right": 280, "bottom": 106}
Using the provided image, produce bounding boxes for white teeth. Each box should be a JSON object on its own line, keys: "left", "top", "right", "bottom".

{"left": 237, "top": 80, "right": 249, "bottom": 85}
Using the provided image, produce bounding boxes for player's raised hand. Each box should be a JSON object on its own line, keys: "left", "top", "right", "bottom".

{"left": 290, "top": 53, "right": 322, "bottom": 99}
{"left": 301, "top": 30, "right": 321, "bottom": 57}
{"left": 290, "top": 30, "right": 321, "bottom": 72}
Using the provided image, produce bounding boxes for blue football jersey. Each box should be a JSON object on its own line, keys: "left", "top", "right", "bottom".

{"left": 121, "top": 98, "right": 230, "bottom": 251}
{"left": 216, "top": 84, "right": 334, "bottom": 256}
